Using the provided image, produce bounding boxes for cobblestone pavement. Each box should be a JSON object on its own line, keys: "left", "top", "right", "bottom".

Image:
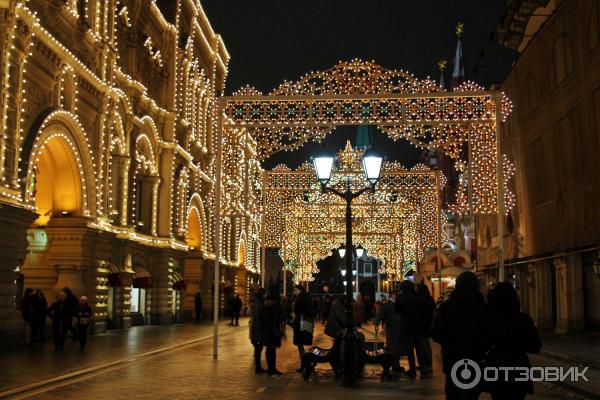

{"left": 0, "top": 320, "right": 235, "bottom": 393}
{"left": 0, "top": 321, "right": 587, "bottom": 400}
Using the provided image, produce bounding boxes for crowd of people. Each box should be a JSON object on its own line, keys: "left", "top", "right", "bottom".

{"left": 248, "top": 271, "right": 542, "bottom": 400}
{"left": 19, "top": 287, "right": 93, "bottom": 351}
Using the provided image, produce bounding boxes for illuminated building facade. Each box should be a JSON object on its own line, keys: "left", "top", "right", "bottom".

{"left": 477, "top": 0, "right": 600, "bottom": 332}
{"left": 0, "top": 0, "right": 263, "bottom": 340}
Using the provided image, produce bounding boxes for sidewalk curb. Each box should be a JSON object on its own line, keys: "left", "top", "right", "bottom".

{"left": 533, "top": 352, "right": 600, "bottom": 400}
{"left": 0, "top": 329, "right": 231, "bottom": 399}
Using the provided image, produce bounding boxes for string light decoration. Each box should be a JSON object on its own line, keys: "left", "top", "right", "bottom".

{"left": 222, "top": 59, "right": 515, "bottom": 215}
{"left": 264, "top": 143, "right": 446, "bottom": 281}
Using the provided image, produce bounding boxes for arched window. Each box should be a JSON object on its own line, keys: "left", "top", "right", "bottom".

{"left": 552, "top": 34, "right": 574, "bottom": 87}
{"left": 522, "top": 73, "right": 539, "bottom": 116}
{"left": 131, "top": 135, "right": 157, "bottom": 235}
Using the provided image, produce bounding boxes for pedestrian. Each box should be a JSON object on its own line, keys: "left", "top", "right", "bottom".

{"left": 480, "top": 282, "right": 541, "bottom": 400}
{"left": 249, "top": 287, "right": 267, "bottom": 373}
{"left": 31, "top": 289, "right": 47, "bottom": 345}
{"left": 374, "top": 292, "right": 403, "bottom": 371}
{"left": 364, "top": 295, "right": 375, "bottom": 322}
{"left": 431, "top": 271, "right": 485, "bottom": 400}
{"left": 47, "top": 292, "right": 73, "bottom": 351}
{"left": 230, "top": 293, "right": 243, "bottom": 326}
{"left": 194, "top": 292, "right": 203, "bottom": 321}
{"left": 62, "top": 287, "right": 78, "bottom": 340}
{"left": 320, "top": 294, "right": 331, "bottom": 324}
{"left": 324, "top": 295, "right": 346, "bottom": 339}
{"left": 416, "top": 282, "right": 436, "bottom": 374}
{"left": 394, "top": 280, "right": 423, "bottom": 378}
{"left": 354, "top": 294, "right": 365, "bottom": 327}
{"left": 260, "top": 290, "right": 285, "bottom": 375}
{"left": 75, "top": 296, "right": 92, "bottom": 349}
{"left": 19, "top": 288, "right": 34, "bottom": 345}
{"left": 292, "top": 284, "right": 313, "bottom": 372}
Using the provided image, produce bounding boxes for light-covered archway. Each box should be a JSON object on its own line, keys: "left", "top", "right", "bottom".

{"left": 187, "top": 207, "right": 202, "bottom": 249}
{"left": 32, "top": 136, "right": 83, "bottom": 225}
{"left": 24, "top": 111, "right": 97, "bottom": 226}
{"left": 186, "top": 193, "right": 207, "bottom": 252}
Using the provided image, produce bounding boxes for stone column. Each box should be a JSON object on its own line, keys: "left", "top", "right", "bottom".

{"left": 45, "top": 217, "right": 90, "bottom": 299}
{"left": 114, "top": 271, "right": 133, "bottom": 329}
{"left": 554, "top": 255, "right": 585, "bottom": 334}
{"left": 24, "top": 228, "right": 57, "bottom": 296}
{"left": 200, "top": 259, "right": 214, "bottom": 319}
{"left": 531, "top": 260, "right": 554, "bottom": 329}
{"left": 150, "top": 254, "right": 174, "bottom": 325}
{"left": 0, "top": 204, "right": 36, "bottom": 346}
{"left": 183, "top": 253, "right": 204, "bottom": 320}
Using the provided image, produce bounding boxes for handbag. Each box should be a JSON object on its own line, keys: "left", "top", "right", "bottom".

{"left": 300, "top": 316, "right": 314, "bottom": 333}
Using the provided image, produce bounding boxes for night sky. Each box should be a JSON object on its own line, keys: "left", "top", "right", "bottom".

{"left": 202, "top": 0, "right": 517, "bottom": 168}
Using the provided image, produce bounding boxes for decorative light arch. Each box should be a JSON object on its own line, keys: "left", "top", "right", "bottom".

{"left": 215, "top": 60, "right": 516, "bottom": 285}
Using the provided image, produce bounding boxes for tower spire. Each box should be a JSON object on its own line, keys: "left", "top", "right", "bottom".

{"left": 438, "top": 59, "right": 447, "bottom": 90}
{"left": 451, "top": 22, "right": 465, "bottom": 89}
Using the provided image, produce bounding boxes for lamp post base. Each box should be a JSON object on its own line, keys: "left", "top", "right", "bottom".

{"left": 340, "top": 327, "right": 361, "bottom": 387}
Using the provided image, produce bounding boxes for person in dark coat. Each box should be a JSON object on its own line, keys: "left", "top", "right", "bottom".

{"left": 75, "top": 296, "right": 92, "bottom": 349}
{"left": 374, "top": 292, "right": 403, "bottom": 370}
{"left": 480, "top": 283, "right": 541, "bottom": 400}
{"left": 194, "top": 292, "right": 203, "bottom": 321}
{"left": 394, "top": 280, "right": 423, "bottom": 377}
{"left": 47, "top": 292, "right": 74, "bottom": 350}
{"left": 431, "top": 271, "right": 485, "bottom": 400}
{"left": 292, "top": 284, "right": 313, "bottom": 371}
{"left": 62, "top": 287, "right": 78, "bottom": 340}
{"left": 20, "top": 288, "right": 34, "bottom": 344}
{"left": 324, "top": 295, "right": 346, "bottom": 338}
{"left": 320, "top": 295, "right": 332, "bottom": 324}
{"left": 249, "top": 287, "right": 266, "bottom": 373}
{"left": 416, "top": 282, "right": 436, "bottom": 373}
{"left": 260, "top": 290, "right": 285, "bottom": 375}
{"left": 230, "top": 294, "right": 243, "bottom": 326}
{"left": 31, "top": 289, "right": 47, "bottom": 345}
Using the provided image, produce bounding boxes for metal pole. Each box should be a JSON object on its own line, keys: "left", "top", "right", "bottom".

{"left": 495, "top": 94, "right": 505, "bottom": 282}
{"left": 436, "top": 171, "right": 443, "bottom": 299}
{"left": 354, "top": 256, "right": 359, "bottom": 299}
{"left": 212, "top": 101, "right": 223, "bottom": 358}
{"left": 342, "top": 177, "right": 358, "bottom": 387}
{"left": 467, "top": 126, "right": 477, "bottom": 269}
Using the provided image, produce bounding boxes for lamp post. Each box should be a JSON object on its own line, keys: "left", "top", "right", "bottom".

{"left": 313, "top": 146, "right": 383, "bottom": 387}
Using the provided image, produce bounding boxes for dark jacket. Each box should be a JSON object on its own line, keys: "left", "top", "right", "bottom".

{"left": 394, "top": 292, "right": 422, "bottom": 336}
{"left": 417, "top": 286, "right": 436, "bottom": 337}
{"left": 325, "top": 298, "right": 346, "bottom": 338}
{"left": 75, "top": 303, "right": 92, "bottom": 325}
{"left": 374, "top": 300, "right": 403, "bottom": 357}
{"left": 480, "top": 306, "right": 541, "bottom": 395}
{"left": 31, "top": 295, "right": 48, "bottom": 324}
{"left": 260, "top": 298, "right": 285, "bottom": 347}
{"left": 194, "top": 295, "right": 203, "bottom": 310}
{"left": 20, "top": 295, "right": 33, "bottom": 323}
{"left": 231, "top": 297, "right": 243, "bottom": 312}
{"left": 293, "top": 291, "right": 313, "bottom": 346}
{"left": 64, "top": 291, "right": 78, "bottom": 318}
{"left": 47, "top": 300, "right": 74, "bottom": 327}
{"left": 249, "top": 292, "right": 264, "bottom": 343}
{"left": 430, "top": 292, "right": 485, "bottom": 374}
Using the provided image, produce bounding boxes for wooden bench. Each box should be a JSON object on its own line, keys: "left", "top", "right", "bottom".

{"left": 301, "top": 334, "right": 342, "bottom": 380}
{"left": 301, "top": 332, "right": 393, "bottom": 380}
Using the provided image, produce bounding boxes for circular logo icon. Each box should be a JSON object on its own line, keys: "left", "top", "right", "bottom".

{"left": 450, "top": 359, "right": 481, "bottom": 390}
